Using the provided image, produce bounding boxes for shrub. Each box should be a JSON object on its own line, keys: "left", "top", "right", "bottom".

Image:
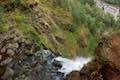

{"left": 50, "top": 23, "right": 60, "bottom": 33}
{"left": 12, "top": 12, "right": 25, "bottom": 23}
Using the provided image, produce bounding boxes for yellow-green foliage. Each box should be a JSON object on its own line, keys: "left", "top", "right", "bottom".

{"left": 0, "top": 0, "right": 119, "bottom": 58}
{"left": 0, "top": 11, "right": 8, "bottom": 32}
{"left": 66, "top": 32, "right": 77, "bottom": 47}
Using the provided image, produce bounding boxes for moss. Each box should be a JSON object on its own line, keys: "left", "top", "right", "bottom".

{"left": 0, "top": 14, "right": 8, "bottom": 32}
{"left": 0, "top": 5, "right": 5, "bottom": 13}
{"left": 12, "top": 12, "right": 25, "bottom": 23}
{"left": 15, "top": 23, "right": 45, "bottom": 47}
{"left": 4, "top": 11, "right": 43, "bottom": 47}
{"left": 49, "top": 22, "right": 61, "bottom": 33}
{"left": 0, "top": 0, "right": 119, "bottom": 58}
{"left": 0, "top": 66, "right": 6, "bottom": 77}
{"left": 66, "top": 32, "right": 77, "bottom": 47}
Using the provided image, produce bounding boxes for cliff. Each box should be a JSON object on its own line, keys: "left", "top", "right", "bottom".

{"left": 65, "top": 32, "right": 120, "bottom": 80}
{"left": 0, "top": 0, "right": 119, "bottom": 80}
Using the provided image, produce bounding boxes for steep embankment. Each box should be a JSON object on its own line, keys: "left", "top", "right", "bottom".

{"left": 90, "top": 32, "right": 120, "bottom": 80}
{"left": 0, "top": 0, "right": 88, "bottom": 58}
{"left": 0, "top": 0, "right": 120, "bottom": 80}
{"left": 0, "top": 29, "right": 36, "bottom": 79}
{"left": 65, "top": 32, "right": 120, "bottom": 80}
{"left": 0, "top": 0, "right": 86, "bottom": 79}
{"left": 0, "top": 0, "right": 119, "bottom": 58}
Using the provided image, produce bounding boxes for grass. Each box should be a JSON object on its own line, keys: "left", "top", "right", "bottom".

{"left": 0, "top": 5, "right": 5, "bottom": 13}
{"left": 0, "top": 0, "right": 119, "bottom": 58}
{"left": 15, "top": 23, "right": 45, "bottom": 47}
{"left": 49, "top": 22, "right": 61, "bottom": 33}
{"left": 9, "top": 11, "right": 45, "bottom": 47}
{"left": 66, "top": 32, "right": 77, "bottom": 47}
{"left": 12, "top": 12, "right": 25, "bottom": 23}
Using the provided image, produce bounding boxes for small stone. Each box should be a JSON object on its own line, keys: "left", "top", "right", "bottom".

{"left": 10, "top": 34, "right": 16, "bottom": 39}
{"left": 15, "top": 43, "right": 19, "bottom": 48}
{"left": 8, "top": 43, "right": 19, "bottom": 48}
{"left": 0, "top": 58, "right": 13, "bottom": 65}
{"left": 14, "top": 36, "right": 21, "bottom": 42}
{"left": 1, "top": 67, "right": 14, "bottom": 79}
{"left": 0, "top": 55, "right": 2, "bottom": 60}
{"left": 6, "top": 49, "right": 15, "bottom": 56}
{"left": 1, "top": 47, "right": 6, "bottom": 53}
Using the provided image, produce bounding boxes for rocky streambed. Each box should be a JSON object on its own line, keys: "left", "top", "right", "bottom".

{"left": 12, "top": 49, "right": 64, "bottom": 80}
{"left": 0, "top": 28, "right": 120, "bottom": 80}
{"left": 0, "top": 29, "right": 64, "bottom": 80}
{"left": 12, "top": 49, "right": 91, "bottom": 80}
{"left": 0, "top": 28, "right": 91, "bottom": 80}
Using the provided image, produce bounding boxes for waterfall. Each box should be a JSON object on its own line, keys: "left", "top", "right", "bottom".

{"left": 52, "top": 56, "right": 92, "bottom": 77}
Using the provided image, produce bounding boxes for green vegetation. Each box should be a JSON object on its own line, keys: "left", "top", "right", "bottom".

{"left": 0, "top": 0, "right": 119, "bottom": 57}
{"left": 66, "top": 33, "right": 77, "bottom": 47}
{"left": 11, "top": 12, "right": 45, "bottom": 47}
{"left": 50, "top": 23, "right": 61, "bottom": 33}
{"left": 51, "top": 0, "right": 120, "bottom": 56}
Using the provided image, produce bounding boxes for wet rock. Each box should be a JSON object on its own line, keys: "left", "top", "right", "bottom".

{"left": 80, "top": 32, "right": 120, "bottom": 80}
{"left": 65, "top": 71, "right": 80, "bottom": 80}
{"left": 52, "top": 59, "right": 62, "bottom": 68}
{"left": 12, "top": 49, "right": 64, "bottom": 80}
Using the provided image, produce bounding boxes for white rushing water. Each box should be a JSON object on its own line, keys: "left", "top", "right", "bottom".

{"left": 52, "top": 56, "right": 92, "bottom": 77}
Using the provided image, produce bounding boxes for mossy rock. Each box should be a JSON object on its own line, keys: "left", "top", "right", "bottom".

{"left": 0, "top": 65, "right": 6, "bottom": 77}
{"left": 65, "top": 71, "right": 80, "bottom": 80}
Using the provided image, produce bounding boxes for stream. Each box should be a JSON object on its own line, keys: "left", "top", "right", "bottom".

{"left": 13, "top": 50, "right": 91, "bottom": 80}
{"left": 12, "top": 49, "right": 92, "bottom": 80}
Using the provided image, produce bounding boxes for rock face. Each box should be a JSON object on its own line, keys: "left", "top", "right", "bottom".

{"left": 0, "top": 29, "right": 35, "bottom": 79}
{"left": 0, "top": 29, "right": 65, "bottom": 80}
{"left": 95, "top": 32, "right": 120, "bottom": 80}
{"left": 65, "top": 33, "right": 120, "bottom": 80}
{"left": 80, "top": 32, "right": 120, "bottom": 80}
{"left": 65, "top": 71, "right": 80, "bottom": 80}
{"left": 12, "top": 49, "right": 64, "bottom": 80}
{"left": 0, "top": 29, "right": 25, "bottom": 65}
{"left": 99, "top": 33, "right": 120, "bottom": 69}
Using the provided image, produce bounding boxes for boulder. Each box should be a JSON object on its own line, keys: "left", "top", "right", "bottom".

{"left": 0, "top": 29, "right": 36, "bottom": 79}
{"left": 65, "top": 71, "right": 80, "bottom": 80}
{"left": 6, "top": 49, "right": 15, "bottom": 56}
{"left": 1, "top": 67, "right": 14, "bottom": 80}
{"left": 96, "top": 33, "right": 120, "bottom": 69}
{"left": 80, "top": 32, "right": 120, "bottom": 80}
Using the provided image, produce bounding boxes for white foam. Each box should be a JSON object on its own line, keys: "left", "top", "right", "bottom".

{"left": 53, "top": 56, "right": 92, "bottom": 77}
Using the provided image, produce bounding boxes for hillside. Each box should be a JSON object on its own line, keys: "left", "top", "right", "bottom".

{"left": 0, "top": 0, "right": 120, "bottom": 80}
{"left": 0, "top": 0, "right": 120, "bottom": 57}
